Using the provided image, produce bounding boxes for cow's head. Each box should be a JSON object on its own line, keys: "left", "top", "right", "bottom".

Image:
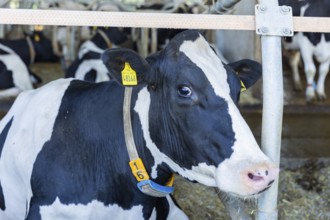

{"left": 31, "top": 30, "right": 59, "bottom": 62}
{"left": 102, "top": 30, "right": 278, "bottom": 198}
{"left": 95, "top": 27, "right": 128, "bottom": 46}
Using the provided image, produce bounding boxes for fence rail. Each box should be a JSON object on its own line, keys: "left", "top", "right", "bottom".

{"left": 0, "top": 9, "right": 329, "bottom": 33}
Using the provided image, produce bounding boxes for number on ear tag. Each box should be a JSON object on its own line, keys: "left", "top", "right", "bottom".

{"left": 122, "top": 62, "right": 138, "bottom": 86}
{"left": 129, "top": 158, "right": 150, "bottom": 181}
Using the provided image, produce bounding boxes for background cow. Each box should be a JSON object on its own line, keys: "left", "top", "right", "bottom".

{"left": 280, "top": 0, "right": 330, "bottom": 102}
{"left": 65, "top": 27, "right": 128, "bottom": 82}
{"left": 0, "top": 30, "right": 58, "bottom": 99}
{"left": 0, "top": 30, "right": 278, "bottom": 220}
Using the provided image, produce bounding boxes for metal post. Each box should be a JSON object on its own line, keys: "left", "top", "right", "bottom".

{"left": 256, "top": 0, "right": 283, "bottom": 219}
{"left": 0, "top": 24, "right": 4, "bottom": 38}
{"left": 209, "top": 0, "right": 242, "bottom": 14}
{"left": 70, "top": 26, "right": 77, "bottom": 63}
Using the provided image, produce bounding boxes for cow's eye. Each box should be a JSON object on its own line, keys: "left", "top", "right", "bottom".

{"left": 177, "top": 85, "right": 192, "bottom": 97}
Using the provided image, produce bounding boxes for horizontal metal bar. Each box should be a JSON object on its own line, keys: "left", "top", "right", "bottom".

{"left": 0, "top": 9, "right": 329, "bottom": 33}
{"left": 293, "top": 16, "right": 330, "bottom": 33}
{"left": 0, "top": 9, "right": 255, "bottom": 30}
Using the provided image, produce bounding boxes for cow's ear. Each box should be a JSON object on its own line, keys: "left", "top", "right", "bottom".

{"left": 227, "top": 59, "right": 262, "bottom": 92}
{"left": 102, "top": 48, "right": 150, "bottom": 86}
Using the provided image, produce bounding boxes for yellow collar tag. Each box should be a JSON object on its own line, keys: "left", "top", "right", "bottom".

{"left": 165, "top": 174, "right": 174, "bottom": 187}
{"left": 129, "top": 158, "right": 150, "bottom": 182}
{"left": 129, "top": 158, "right": 175, "bottom": 197}
{"left": 240, "top": 80, "right": 247, "bottom": 92}
{"left": 122, "top": 62, "right": 138, "bottom": 86}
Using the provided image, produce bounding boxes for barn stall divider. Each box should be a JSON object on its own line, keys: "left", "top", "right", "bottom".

{"left": 0, "top": 0, "right": 329, "bottom": 219}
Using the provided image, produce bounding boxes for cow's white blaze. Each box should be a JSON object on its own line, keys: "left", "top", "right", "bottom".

{"left": 40, "top": 198, "right": 145, "bottom": 220}
{"left": 0, "top": 79, "right": 72, "bottom": 219}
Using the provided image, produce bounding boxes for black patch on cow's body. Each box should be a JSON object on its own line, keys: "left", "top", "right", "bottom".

{"left": 0, "top": 39, "right": 31, "bottom": 65}
{"left": 82, "top": 51, "right": 102, "bottom": 60}
{"left": 28, "top": 80, "right": 163, "bottom": 219}
{"left": 0, "top": 117, "right": 12, "bottom": 157}
{"left": 0, "top": 47, "right": 9, "bottom": 55}
{"left": 65, "top": 59, "right": 81, "bottom": 78}
{"left": 0, "top": 61, "right": 15, "bottom": 89}
{"left": 0, "top": 183, "right": 5, "bottom": 211}
{"left": 84, "top": 69, "right": 97, "bottom": 82}
{"left": 303, "top": 33, "right": 322, "bottom": 46}
{"left": 0, "top": 117, "right": 13, "bottom": 211}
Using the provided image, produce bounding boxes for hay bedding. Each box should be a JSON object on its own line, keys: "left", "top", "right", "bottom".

{"left": 173, "top": 158, "right": 330, "bottom": 220}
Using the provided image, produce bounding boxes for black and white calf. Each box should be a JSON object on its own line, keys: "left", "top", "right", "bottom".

{"left": 0, "top": 30, "right": 278, "bottom": 220}
{"left": 0, "top": 30, "right": 58, "bottom": 99}
{"left": 280, "top": 0, "right": 330, "bottom": 101}
{"left": 65, "top": 27, "right": 128, "bottom": 82}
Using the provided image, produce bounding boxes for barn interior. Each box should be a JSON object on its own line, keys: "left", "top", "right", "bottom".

{"left": 0, "top": 0, "right": 329, "bottom": 219}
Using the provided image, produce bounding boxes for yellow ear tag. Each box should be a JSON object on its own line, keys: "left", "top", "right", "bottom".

{"left": 122, "top": 62, "right": 138, "bottom": 86}
{"left": 129, "top": 158, "right": 150, "bottom": 182}
{"left": 34, "top": 25, "right": 44, "bottom": 31}
{"left": 240, "top": 80, "right": 247, "bottom": 92}
{"left": 34, "top": 34, "right": 40, "bottom": 42}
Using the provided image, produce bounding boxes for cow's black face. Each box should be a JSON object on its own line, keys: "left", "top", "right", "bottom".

{"left": 32, "top": 31, "right": 59, "bottom": 62}
{"left": 146, "top": 49, "right": 235, "bottom": 170}
{"left": 102, "top": 30, "right": 278, "bottom": 197}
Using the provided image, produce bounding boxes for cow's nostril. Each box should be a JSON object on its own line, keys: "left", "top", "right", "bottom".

{"left": 248, "top": 173, "right": 264, "bottom": 181}
{"left": 266, "top": 170, "right": 268, "bottom": 176}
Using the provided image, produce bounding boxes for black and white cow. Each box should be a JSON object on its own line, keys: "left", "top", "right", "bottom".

{"left": 0, "top": 30, "right": 58, "bottom": 99}
{"left": 280, "top": 0, "right": 330, "bottom": 102}
{"left": 65, "top": 27, "right": 128, "bottom": 82}
{"left": 0, "top": 30, "right": 278, "bottom": 220}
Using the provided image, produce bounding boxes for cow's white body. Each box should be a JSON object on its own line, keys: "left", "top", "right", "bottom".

{"left": 0, "top": 44, "right": 33, "bottom": 99}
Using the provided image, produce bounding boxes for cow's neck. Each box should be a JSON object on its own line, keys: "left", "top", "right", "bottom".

{"left": 125, "top": 87, "right": 174, "bottom": 197}
{"left": 92, "top": 30, "right": 112, "bottom": 49}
